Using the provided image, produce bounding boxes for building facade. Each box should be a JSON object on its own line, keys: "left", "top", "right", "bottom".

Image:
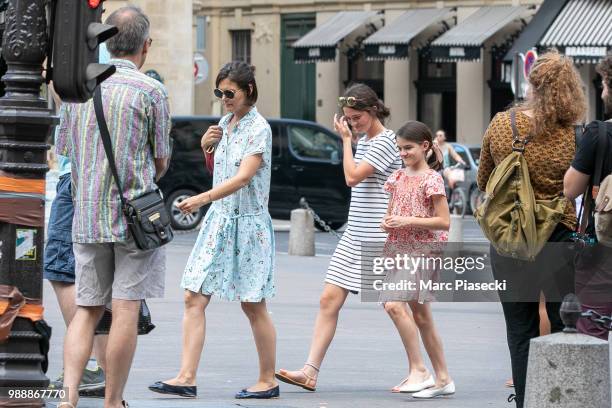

{"left": 106, "top": 0, "right": 195, "bottom": 116}
{"left": 108, "top": 1, "right": 609, "bottom": 143}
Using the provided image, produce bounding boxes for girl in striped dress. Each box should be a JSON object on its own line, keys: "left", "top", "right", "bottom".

{"left": 276, "top": 83, "right": 401, "bottom": 391}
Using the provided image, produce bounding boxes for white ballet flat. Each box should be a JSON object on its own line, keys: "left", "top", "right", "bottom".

{"left": 393, "top": 375, "right": 435, "bottom": 393}
{"left": 412, "top": 381, "right": 455, "bottom": 398}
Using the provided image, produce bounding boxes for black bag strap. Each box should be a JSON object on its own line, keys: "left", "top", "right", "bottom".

{"left": 577, "top": 121, "right": 610, "bottom": 233}
{"left": 93, "top": 86, "right": 128, "bottom": 210}
{"left": 593, "top": 121, "right": 609, "bottom": 193}
{"left": 575, "top": 124, "right": 585, "bottom": 148}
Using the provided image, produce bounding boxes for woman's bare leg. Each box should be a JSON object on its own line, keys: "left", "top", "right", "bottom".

{"left": 277, "top": 283, "right": 349, "bottom": 387}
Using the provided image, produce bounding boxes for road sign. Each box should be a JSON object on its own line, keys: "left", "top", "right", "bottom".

{"left": 194, "top": 53, "right": 208, "bottom": 85}
{"left": 524, "top": 49, "right": 538, "bottom": 79}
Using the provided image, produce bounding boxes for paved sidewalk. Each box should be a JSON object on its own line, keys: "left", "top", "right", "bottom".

{"left": 43, "top": 238, "right": 513, "bottom": 408}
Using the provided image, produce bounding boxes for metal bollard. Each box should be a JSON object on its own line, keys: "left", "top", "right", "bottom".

{"left": 288, "top": 209, "right": 315, "bottom": 256}
{"left": 524, "top": 294, "right": 611, "bottom": 408}
{"left": 448, "top": 214, "right": 463, "bottom": 243}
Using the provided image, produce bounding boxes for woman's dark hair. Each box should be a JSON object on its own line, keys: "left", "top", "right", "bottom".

{"left": 341, "top": 83, "right": 390, "bottom": 123}
{"left": 215, "top": 61, "right": 258, "bottom": 105}
{"left": 596, "top": 55, "right": 612, "bottom": 113}
{"left": 396, "top": 121, "right": 442, "bottom": 171}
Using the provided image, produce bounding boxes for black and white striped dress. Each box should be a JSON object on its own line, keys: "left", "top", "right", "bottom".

{"left": 325, "top": 129, "right": 402, "bottom": 293}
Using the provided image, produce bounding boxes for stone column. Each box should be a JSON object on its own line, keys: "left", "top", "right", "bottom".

{"left": 384, "top": 9, "right": 417, "bottom": 131}
{"left": 456, "top": 6, "right": 485, "bottom": 144}
{"left": 579, "top": 64, "right": 597, "bottom": 122}
{"left": 105, "top": 0, "right": 195, "bottom": 115}
{"left": 251, "top": 14, "right": 281, "bottom": 118}
{"left": 315, "top": 11, "right": 342, "bottom": 126}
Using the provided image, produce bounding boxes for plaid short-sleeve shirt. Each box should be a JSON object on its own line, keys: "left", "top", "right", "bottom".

{"left": 55, "top": 59, "right": 171, "bottom": 243}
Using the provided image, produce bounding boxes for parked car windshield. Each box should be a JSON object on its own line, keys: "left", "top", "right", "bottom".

{"left": 288, "top": 125, "right": 341, "bottom": 162}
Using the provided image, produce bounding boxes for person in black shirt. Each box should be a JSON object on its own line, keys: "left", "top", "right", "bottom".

{"left": 564, "top": 55, "right": 612, "bottom": 340}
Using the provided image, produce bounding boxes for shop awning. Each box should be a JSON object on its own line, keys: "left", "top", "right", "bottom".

{"left": 293, "top": 11, "right": 379, "bottom": 63}
{"left": 362, "top": 8, "right": 453, "bottom": 60}
{"left": 503, "top": 0, "right": 568, "bottom": 62}
{"left": 539, "top": 0, "right": 612, "bottom": 64}
{"left": 430, "top": 6, "right": 528, "bottom": 62}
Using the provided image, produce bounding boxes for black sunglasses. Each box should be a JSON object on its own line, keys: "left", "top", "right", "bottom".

{"left": 214, "top": 88, "right": 237, "bottom": 99}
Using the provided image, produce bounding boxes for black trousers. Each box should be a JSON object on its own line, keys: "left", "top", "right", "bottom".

{"left": 491, "top": 225, "right": 575, "bottom": 408}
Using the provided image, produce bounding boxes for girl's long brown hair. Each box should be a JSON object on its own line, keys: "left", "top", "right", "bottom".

{"left": 517, "top": 50, "right": 586, "bottom": 138}
{"left": 396, "top": 121, "right": 442, "bottom": 171}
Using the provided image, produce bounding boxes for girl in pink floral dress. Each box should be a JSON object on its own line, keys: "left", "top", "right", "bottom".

{"left": 379, "top": 121, "right": 455, "bottom": 399}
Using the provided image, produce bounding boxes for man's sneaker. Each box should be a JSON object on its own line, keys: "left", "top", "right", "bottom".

{"left": 48, "top": 372, "right": 64, "bottom": 390}
{"left": 79, "top": 366, "right": 105, "bottom": 392}
{"left": 48, "top": 367, "right": 105, "bottom": 393}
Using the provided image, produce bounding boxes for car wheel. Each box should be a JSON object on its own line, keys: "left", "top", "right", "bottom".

{"left": 469, "top": 187, "right": 486, "bottom": 214}
{"left": 314, "top": 221, "right": 346, "bottom": 232}
{"left": 166, "top": 189, "right": 207, "bottom": 230}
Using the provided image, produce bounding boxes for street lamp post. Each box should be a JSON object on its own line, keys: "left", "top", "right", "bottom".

{"left": 0, "top": 0, "right": 56, "bottom": 406}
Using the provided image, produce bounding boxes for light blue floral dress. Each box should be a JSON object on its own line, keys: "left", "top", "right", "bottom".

{"left": 181, "top": 107, "right": 275, "bottom": 302}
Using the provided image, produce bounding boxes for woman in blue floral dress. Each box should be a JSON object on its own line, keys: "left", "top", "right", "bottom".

{"left": 149, "top": 61, "right": 279, "bottom": 400}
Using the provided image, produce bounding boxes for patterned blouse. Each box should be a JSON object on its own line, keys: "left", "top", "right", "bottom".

{"left": 477, "top": 110, "right": 576, "bottom": 230}
{"left": 56, "top": 59, "right": 171, "bottom": 243}
{"left": 384, "top": 169, "right": 448, "bottom": 249}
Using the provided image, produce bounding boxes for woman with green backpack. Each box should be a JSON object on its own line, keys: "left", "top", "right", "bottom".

{"left": 476, "top": 51, "right": 586, "bottom": 408}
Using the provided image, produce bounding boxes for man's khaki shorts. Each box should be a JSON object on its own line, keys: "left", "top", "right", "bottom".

{"left": 74, "top": 236, "right": 165, "bottom": 306}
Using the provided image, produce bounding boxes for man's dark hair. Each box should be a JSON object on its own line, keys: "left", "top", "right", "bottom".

{"left": 104, "top": 6, "right": 150, "bottom": 57}
{"left": 596, "top": 55, "right": 612, "bottom": 113}
{"left": 215, "top": 61, "right": 258, "bottom": 105}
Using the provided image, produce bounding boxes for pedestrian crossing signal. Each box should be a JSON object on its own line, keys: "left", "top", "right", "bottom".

{"left": 50, "top": 0, "right": 118, "bottom": 102}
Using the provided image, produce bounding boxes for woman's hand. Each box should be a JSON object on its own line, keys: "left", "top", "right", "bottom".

{"left": 333, "top": 114, "right": 352, "bottom": 142}
{"left": 176, "top": 193, "right": 209, "bottom": 214}
{"left": 380, "top": 217, "right": 392, "bottom": 232}
{"left": 382, "top": 215, "right": 412, "bottom": 229}
{"left": 201, "top": 125, "right": 223, "bottom": 150}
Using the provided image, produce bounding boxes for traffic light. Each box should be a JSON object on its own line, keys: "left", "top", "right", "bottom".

{"left": 51, "top": 0, "right": 118, "bottom": 103}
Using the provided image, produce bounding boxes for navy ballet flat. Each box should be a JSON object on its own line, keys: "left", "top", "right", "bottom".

{"left": 148, "top": 381, "right": 197, "bottom": 398}
{"left": 234, "top": 385, "right": 280, "bottom": 399}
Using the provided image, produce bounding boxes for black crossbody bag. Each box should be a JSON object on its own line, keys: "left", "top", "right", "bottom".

{"left": 93, "top": 87, "right": 173, "bottom": 250}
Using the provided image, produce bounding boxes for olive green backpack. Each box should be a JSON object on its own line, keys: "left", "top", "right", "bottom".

{"left": 474, "top": 111, "right": 568, "bottom": 261}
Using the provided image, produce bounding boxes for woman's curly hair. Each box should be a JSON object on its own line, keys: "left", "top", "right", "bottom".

{"left": 518, "top": 50, "right": 586, "bottom": 138}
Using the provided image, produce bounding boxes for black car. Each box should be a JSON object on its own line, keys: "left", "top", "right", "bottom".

{"left": 158, "top": 116, "right": 351, "bottom": 230}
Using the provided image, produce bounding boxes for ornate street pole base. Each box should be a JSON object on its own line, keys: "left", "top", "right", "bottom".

{"left": 0, "top": 0, "right": 57, "bottom": 406}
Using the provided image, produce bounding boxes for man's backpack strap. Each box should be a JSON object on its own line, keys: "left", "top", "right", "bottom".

{"left": 592, "top": 121, "right": 610, "bottom": 199}
{"left": 575, "top": 124, "right": 585, "bottom": 148}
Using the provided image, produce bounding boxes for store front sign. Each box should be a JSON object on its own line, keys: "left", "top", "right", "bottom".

{"left": 430, "top": 46, "right": 481, "bottom": 62}
{"left": 294, "top": 46, "right": 337, "bottom": 63}
{"left": 378, "top": 45, "right": 396, "bottom": 55}
{"left": 565, "top": 46, "right": 607, "bottom": 58}
{"left": 308, "top": 48, "right": 321, "bottom": 58}
{"left": 449, "top": 47, "right": 465, "bottom": 58}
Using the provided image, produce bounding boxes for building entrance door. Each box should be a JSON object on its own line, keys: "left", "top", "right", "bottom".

{"left": 281, "top": 14, "right": 316, "bottom": 121}
{"left": 416, "top": 56, "right": 457, "bottom": 140}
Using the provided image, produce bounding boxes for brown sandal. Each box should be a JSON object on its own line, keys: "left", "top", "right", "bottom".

{"left": 275, "top": 362, "right": 319, "bottom": 392}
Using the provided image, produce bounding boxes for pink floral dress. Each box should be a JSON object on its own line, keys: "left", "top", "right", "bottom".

{"left": 379, "top": 169, "right": 448, "bottom": 303}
